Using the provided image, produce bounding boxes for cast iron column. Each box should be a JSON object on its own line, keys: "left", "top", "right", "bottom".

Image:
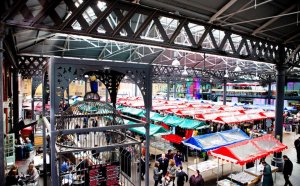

{"left": 49, "top": 60, "right": 59, "bottom": 185}
{"left": 173, "top": 80, "right": 177, "bottom": 98}
{"left": 42, "top": 72, "right": 47, "bottom": 186}
{"left": 13, "top": 69, "right": 19, "bottom": 128}
{"left": 144, "top": 66, "right": 152, "bottom": 186}
{"left": 268, "top": 75, "right": 272, "bottom": 105}
{"left": 31, "top": 77, "right": 35, "bottom": 120}
{"left": 134, "top": 83, "right": 137, "bottom": 97}
{"left": 0, "top": 23, "right": 5, "bottom": 186}
{"left": 271, "top": 51, "right": 287, "bottom": 171}
{"left": 166, "top": 78, "right": 170, "bottom": 100}
{"left": 223, "top": 79, "right": 227, "bottom": 105}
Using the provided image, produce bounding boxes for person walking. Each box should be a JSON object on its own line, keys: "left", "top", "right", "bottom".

{"left": 294, "top": 137, "right": 300, "bottom": 163}
{"left": 153, "top": 161, "right": 163, "bottom": 186}
{"left": 283, "top": 155, "right": 293, "bottom": 186}
{"left": 176, "top": 166, "right": 188, "bottom": 186}
{"left": 261, "top": 161, "right": 273, "bottom": 186}
{"left": 189, "top": 170, "right": 204, "bottom": 186}
{"left": 167, "top": 159, "right": 177, "bottom": 186}
{"left": 158, "top": 154, "right": 169, "bottom": 177}
{"left": 174, "top": 151, "right": 183, "bottom": 167}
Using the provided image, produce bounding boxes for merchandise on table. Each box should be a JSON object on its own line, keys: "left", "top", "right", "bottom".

{"left": 228, "top": 172, "right": 257, "bottom": 185}
{"left": 217, "top": 179, "right": 240, "bottom": 186}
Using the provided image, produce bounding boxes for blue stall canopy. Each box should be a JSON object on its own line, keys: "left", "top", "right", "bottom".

{"left": 182, "top": 129, "right": 250, "bottom": 151}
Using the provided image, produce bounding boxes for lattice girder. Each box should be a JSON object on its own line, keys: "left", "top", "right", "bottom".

{"left": 3, "top": 0, "right": 299, "bottom": 65}
{"left": 50, "top": 57, "right": 151, "bottom": 113}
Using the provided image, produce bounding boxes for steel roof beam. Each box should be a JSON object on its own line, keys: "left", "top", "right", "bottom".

{"left": 209, "top": 0, "right": 238, "bottom": 23}
{"left": 252, "top": 4, "right": 296, "bottom": 35}
{"left": 2, "top": 0, "right": 298, "bottom": 66}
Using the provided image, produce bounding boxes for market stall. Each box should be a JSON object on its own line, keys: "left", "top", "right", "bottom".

{"left": 182, "top": 129, "right": 250, "bottom": 151}
{"left": 209, "top": 135, "right": 287, "bottom": 185}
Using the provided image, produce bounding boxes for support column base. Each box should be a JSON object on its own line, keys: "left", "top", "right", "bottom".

{"left": 271, "top": 157, "right": 283, "bottom": 172}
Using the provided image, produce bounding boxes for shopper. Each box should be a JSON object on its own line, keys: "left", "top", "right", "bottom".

{"left": 166, "top": 149, "right": 173, "bottom": 160}
{"left": 167, "top": 159, "right": 177, "bottom": 186}
{"left": 61, "top": 159, "right": 71, "bottom": 172}
{"left": 189, "top": 170, "right": 204, "bottom": 186}
{"left": 283, "top": 155, "right": 293, "bottom": 186}
{"left": 294, "top": 137, "right": 300, "bottom": 163}
{"left": 174, "top": 151, "right": 183, "bottom": 167}
{"left": 158, "top": 153, "right": 169, "bottom": 176}
{"left": 153, "top": 161, "right": 163, "bottom": 186}
{"left": 26, "top": 163, "right": 39, "bottom": 184}
{"left": 6, "top": 165, "right": 20, "bottom": 186}
{"left": 176, "top": 166, "right": 188, "bottom": 186}
{"left": 261, "top": 161, "right": 273, "bottom": 186}
{"left": 140, "top": 155, "right": 146, "bottom": 180}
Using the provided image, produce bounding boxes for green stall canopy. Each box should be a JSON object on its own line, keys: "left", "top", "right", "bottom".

{"left": 178, "top": 119, "right": 207, "bottom": 129}
{"left": 125, "top": 120, "right": 169, "bottom": 136}
{"left": 149, "top": 112, "right": 166, "bottom": 122}
{"left": 162, "top": 115, "right": 184, "bottom": 127}
{"left": 121, "top": 107, "right": 145, "bottom": 117}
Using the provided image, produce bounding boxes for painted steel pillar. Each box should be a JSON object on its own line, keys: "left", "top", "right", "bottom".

{"left": 12, "top": 69, "right": 19, "bottom": 128}
{"left": 31, "top": 78, "right": 35, "bottom": 120}
{"left": 0, "top": 23, "right": 5, "bottom": 186}
{"left": 267, "top": 79, "right": 272, "bottom": 105}
{"left": 173, "top": 80, "right": 177, "bottom": 98}
{"left": 223, "top": 79, "right": 227, "bottom": 105}
{"left": 166, "top": 78, "right": 170, "bottom": 100}
{"left": 144, "top": 66, "right": 152, "bottom": 186}
{"left": 42, "top": 72, "right": 47, "bottom": 186}
{"left": 271, "top": 48, "right": 287, "bottom": 171}
{"left": 134, "top": 83, "right": 138, "bottom": 97}
{"left": 49, "top": 59, "right": 59, "bottom": 185}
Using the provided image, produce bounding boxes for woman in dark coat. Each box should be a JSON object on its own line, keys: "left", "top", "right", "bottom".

{"left": 189, "top": 170, "right": 204, "bottom": 186}
{"left": 261, "top": 161, "right": 273, "bottom": 186}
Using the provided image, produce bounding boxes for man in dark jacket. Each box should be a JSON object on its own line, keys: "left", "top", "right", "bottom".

{"left": 157, "top": 153, "right": 169, "bottom": 176}
{"left": 294, "top": 137, "right": 300, "bottom": 163}
{"left": 189, "top": 170, "right": 204, "bottom": 186}
{"left": 283, "top": 155, "right": 293, "bottom": 186}
{"left": 176, "top": 166, "right": 188, "bottom": 186}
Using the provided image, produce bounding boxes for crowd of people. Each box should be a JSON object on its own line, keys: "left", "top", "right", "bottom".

{"left": 153, "top": 152, "right": 204, "bottom": 186}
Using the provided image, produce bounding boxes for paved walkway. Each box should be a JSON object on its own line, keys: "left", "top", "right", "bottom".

{"left": 145, "top": 131, "right": 300, "bottom": 186}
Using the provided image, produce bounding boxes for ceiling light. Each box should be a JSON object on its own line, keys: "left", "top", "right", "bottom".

{"left": 182, "top": 66, "right": 188, "bottom": 76}
{"left": 172, "top": 58, "right": 180, "bottom": 66}
{"left": 224, "top": 70, "right": 229, "bottom": 78}
{"left": 234, "top": 65, "right": 241, "bottom": 72}
{"left": 84, "top": 74, "right": 89, "bottom": 78}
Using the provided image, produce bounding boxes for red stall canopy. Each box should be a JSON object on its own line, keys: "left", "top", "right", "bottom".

{"left": 162, "top": 134, "right": 183, "bottom": 144}
{"left": 209, "top": 135, "right": 287, "bottom": 165}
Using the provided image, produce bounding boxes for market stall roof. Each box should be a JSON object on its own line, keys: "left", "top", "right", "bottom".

{"left": 178, "top": 119, "right": 207, "bottom": 129}
{"left": 209, "top": 135, "right": 287, "bottom": 165}
{"left": 260, "top": 111, "right": 275, "bottom": 119}
{"left": 162, "top": 134, "right": 183, "bottom": 144}
{"left": 149, "top": 112, "right": 166, "bottom": 122}
{"left": 182, "top": 129, "right": 250, "bottom": 151}
{"left": 252, "top": 134, "right": 288, "bottom": 153}
{"left": 120, "top": 107, "right": 145, "bottom": 117}
{"left": 125, "top": 120, "right": 169, "bottom": 136}
{"left": 162, "top": 115, "right": 185, "bottom": 127}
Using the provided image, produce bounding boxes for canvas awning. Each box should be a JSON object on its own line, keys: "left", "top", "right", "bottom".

{"left": 178, "top": 119, "right": 207, "bottom": 129}
{"left": 125, "top": 121, "right": 169, "bottom": 136}
{"left": 209, "top": 134, "right": 287, "bottom": 165}
{"left": 162, "top": 115, "right": 185, "bottom": 127}
{"left": 162, "top": 134, "right": 183, "bottom": 144}
{"left": 182, "top": 129, "right": 250, "bottom": 151}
